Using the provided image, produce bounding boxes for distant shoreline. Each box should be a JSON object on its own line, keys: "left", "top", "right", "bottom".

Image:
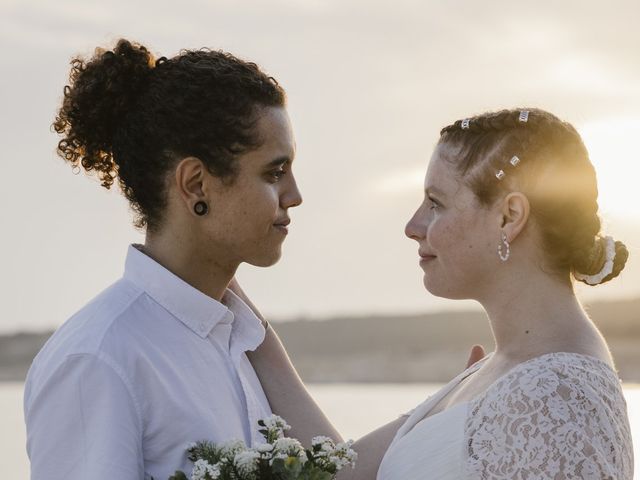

{"left": 3, "top": 297, "right": 639, "bottom": 383}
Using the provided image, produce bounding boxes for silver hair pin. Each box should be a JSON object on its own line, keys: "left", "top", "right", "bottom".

{"left": 497, "top": 155, "right": 522, "bottom": 179}
{"left": 519, "top": 110, "right": 529, "bottom": 123}
{"left": 461, "top": 119, "right": 470, "bottom": 129}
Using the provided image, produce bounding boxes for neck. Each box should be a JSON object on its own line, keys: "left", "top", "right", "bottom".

{"left": 142, "top": 228, "right": 238, "bottom": 302}
{"left": 478, "top": 267, "right": 597, "bottom": 361}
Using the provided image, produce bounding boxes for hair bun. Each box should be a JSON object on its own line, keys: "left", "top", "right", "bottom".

{"left": 574, "top": 236, "right": 629, "bottom": 286}
{"left": 54, "top": 39, "right": 155, "bottom": 187}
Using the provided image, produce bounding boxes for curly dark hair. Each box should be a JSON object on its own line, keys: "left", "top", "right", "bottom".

{"left": 54, "top": 39, "right": 286, "bottom": 231}
{"left": 438, "top": 108, "right": 628, "bottom": 286}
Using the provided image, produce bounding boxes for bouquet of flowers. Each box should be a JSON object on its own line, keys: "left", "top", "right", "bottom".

{"left": 168, "top": 415, "right": 357, "bottom": 480}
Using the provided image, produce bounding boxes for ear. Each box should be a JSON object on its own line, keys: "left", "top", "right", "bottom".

{"left": 174, "top": 157, "right": 208, "bottom": 211}
{"left": 499, "top": 192, "right": 530, "bottom": 242}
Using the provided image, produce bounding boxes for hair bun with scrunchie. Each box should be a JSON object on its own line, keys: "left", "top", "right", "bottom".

{"left": 573, "top": 236, "right": 629, "bottom": 286}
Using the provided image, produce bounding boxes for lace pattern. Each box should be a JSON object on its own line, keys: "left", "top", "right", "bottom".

{"left": 465, "top": 352, "right": 633, "bottom": 479}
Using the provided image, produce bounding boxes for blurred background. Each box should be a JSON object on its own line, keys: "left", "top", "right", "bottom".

{"left": 1, "top": 0, "right": 638, "bottom": 477}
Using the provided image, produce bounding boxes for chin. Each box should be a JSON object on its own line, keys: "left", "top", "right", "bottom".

{"left": 248, "top": 248, "right": 282, "bottom": 268}
{"left": 423, "top": 276, "right": 466, "bottom": 300}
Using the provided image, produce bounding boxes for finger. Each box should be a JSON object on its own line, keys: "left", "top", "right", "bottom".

{"left": 466, "top": 344, "right": 486, "bottom": 368}
{"left": 227, "top": 277, "right": 241, "bottom": 293}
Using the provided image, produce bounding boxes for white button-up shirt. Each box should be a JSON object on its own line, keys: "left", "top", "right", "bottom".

{"left": 24, "top": 245, "right": 272, "bottom": 480}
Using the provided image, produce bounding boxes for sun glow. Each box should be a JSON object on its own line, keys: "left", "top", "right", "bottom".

{"left": 579, "top": 117, "right": 640, "bottom": 221}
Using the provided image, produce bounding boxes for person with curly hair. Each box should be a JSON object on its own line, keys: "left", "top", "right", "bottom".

{"left": 24, "top": 39, "right": 328, "bottom": 479}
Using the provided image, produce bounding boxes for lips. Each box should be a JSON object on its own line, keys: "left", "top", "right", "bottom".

{"left": 273, "top": 218, "right": 290, "bottom": 235}
{"left": 419, "top": 250, "right": 436, "bottom": 266}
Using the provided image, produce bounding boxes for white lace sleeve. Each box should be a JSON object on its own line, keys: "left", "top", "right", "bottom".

{"left": 464, "top": 353, "right": 633, "bottom": 479}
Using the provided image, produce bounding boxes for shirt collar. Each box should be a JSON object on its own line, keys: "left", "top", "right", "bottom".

{"left": 123, "top": 244, "right": 230, "bottom": 339}
{"left": 223, "top": 289, "right": 266, "bottom": 357}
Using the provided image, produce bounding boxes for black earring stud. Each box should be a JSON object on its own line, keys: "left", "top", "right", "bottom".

{"left": 194, "top": 201, "right": 208, "bottom": 216}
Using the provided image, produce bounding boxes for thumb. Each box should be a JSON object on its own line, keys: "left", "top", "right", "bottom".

{"left": 465, "top": 344, "right": 486, "bottom": 368}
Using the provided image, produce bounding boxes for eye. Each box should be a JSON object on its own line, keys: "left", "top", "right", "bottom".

{"left": 428, "top": 196, "right": 441, "bottom": 210}
{"left": 269, "top": 168, "right": 287, "bottom": 181}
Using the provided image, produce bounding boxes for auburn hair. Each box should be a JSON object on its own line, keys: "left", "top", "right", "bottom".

{"left": 438, "top": 108, "right": 628, "bottom": 285}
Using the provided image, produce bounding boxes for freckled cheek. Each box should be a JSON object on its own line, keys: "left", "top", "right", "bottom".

{"left": 427, "top": 219, "right": 460, "bottom": 253}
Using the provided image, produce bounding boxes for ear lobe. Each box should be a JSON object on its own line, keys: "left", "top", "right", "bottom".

{"left": 174, "top": 157, "right": 207, "bottom": 205}
{"left": 501, "top": 192, "right": 530, "bottom": 242}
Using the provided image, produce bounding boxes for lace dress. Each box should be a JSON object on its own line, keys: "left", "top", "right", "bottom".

{"left": 377, "top": 352, "right": 633, "bottom": 479}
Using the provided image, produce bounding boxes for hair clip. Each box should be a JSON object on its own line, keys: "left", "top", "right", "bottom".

{"left": 510, "top": 155, "right": 521, "bottom": 166}
{"left": 496, "top": 170, "right": 505, "bottom": 180}
{"left": 519, "top": 110, "right": 529, "bottom": 123}
{"left": 461, "top": 119, "right": 470, "bottom": 129}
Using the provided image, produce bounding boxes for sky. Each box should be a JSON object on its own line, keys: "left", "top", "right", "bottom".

{"left": 1, "top": 0, "right": 639, "bottom": 333}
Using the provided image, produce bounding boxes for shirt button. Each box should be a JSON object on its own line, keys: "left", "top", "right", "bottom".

{"left": 199, "top": 322, "right": 207, "bottom": 332}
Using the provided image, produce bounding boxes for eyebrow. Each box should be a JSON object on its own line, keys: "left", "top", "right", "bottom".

{"left": 265, "top": 156, "right": 292, "bottom": 168}
{"left": 425, "top": 186, "right": 446, "bottom": 197}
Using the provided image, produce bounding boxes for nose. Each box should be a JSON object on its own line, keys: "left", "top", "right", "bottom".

{"left": 282, "top": 174, "right": 303, "bottom": 209}
{"left": 405, "top": 206, "right": 426, "bottom": 242}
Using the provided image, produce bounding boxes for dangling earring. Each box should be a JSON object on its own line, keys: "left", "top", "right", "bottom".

{"left": 194, "top": 201, "right": 208, "bottom": 216}
{"left": 497, "top": 231, "right": 510, "bottom": 262}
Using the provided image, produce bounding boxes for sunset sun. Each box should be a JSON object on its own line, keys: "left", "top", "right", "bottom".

{"left": 580, "top": 117, "right": 640, "bottom": 221}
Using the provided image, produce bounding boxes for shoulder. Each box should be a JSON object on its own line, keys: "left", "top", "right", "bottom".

{"left": 26, "top": 279, "right": 146, "bottom": 387}
{"left": 481, "top": 352, "right": 622, "bottom": 406}
{"left": 465, "top": 353, "right": 633, "bottom": 479}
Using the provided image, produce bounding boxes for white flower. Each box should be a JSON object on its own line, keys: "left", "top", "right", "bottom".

{"left": 260, "top": 415, "right": 291, "bottom": 439}
{"left": 191, "top": 459, "right": 220, "bottom": 480}
{"left": 297, "top": 447, "right": 309, "bottom": 465}
{"left": 256, "top": 442, "right": 274, "bottom": 453}
{"left": 262, "top": 415, "right": 291, "bottom": 431}
{"left": 311, "top": 438, "right": 357, "bottom": 471}
{"left": 335, "top": 440, "right": 354, "bottom": 453}
{"left": 218, "top": 439, "right": 246, "bottom": 458}
{"left": 335, "top": 440, "right": 358, "bottom": 467}
{"left": 234, "top": 450, "right": 261, "bottom": 477}
{"left": 273, "top": 437, "right": 304, "bottom": 455}
{"left": 182, "top": 420, "right": 356, "bottom": 480}
{"left": 311, "top": 436, "right": 334, "bottom": 448}
{"left": 312, "top": 436, "right": 335, "bottom": 456}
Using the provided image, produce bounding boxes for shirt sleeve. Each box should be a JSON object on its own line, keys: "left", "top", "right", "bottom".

{"left": 25, "top": 353, "right": 144, "bottom": 480}
{"left": 465, "top": 359, "right": 634, "bottom": 479}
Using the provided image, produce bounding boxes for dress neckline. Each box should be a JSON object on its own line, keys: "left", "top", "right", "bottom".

{"left": 393, "top": 350, "right": 618, "bottom": 443}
